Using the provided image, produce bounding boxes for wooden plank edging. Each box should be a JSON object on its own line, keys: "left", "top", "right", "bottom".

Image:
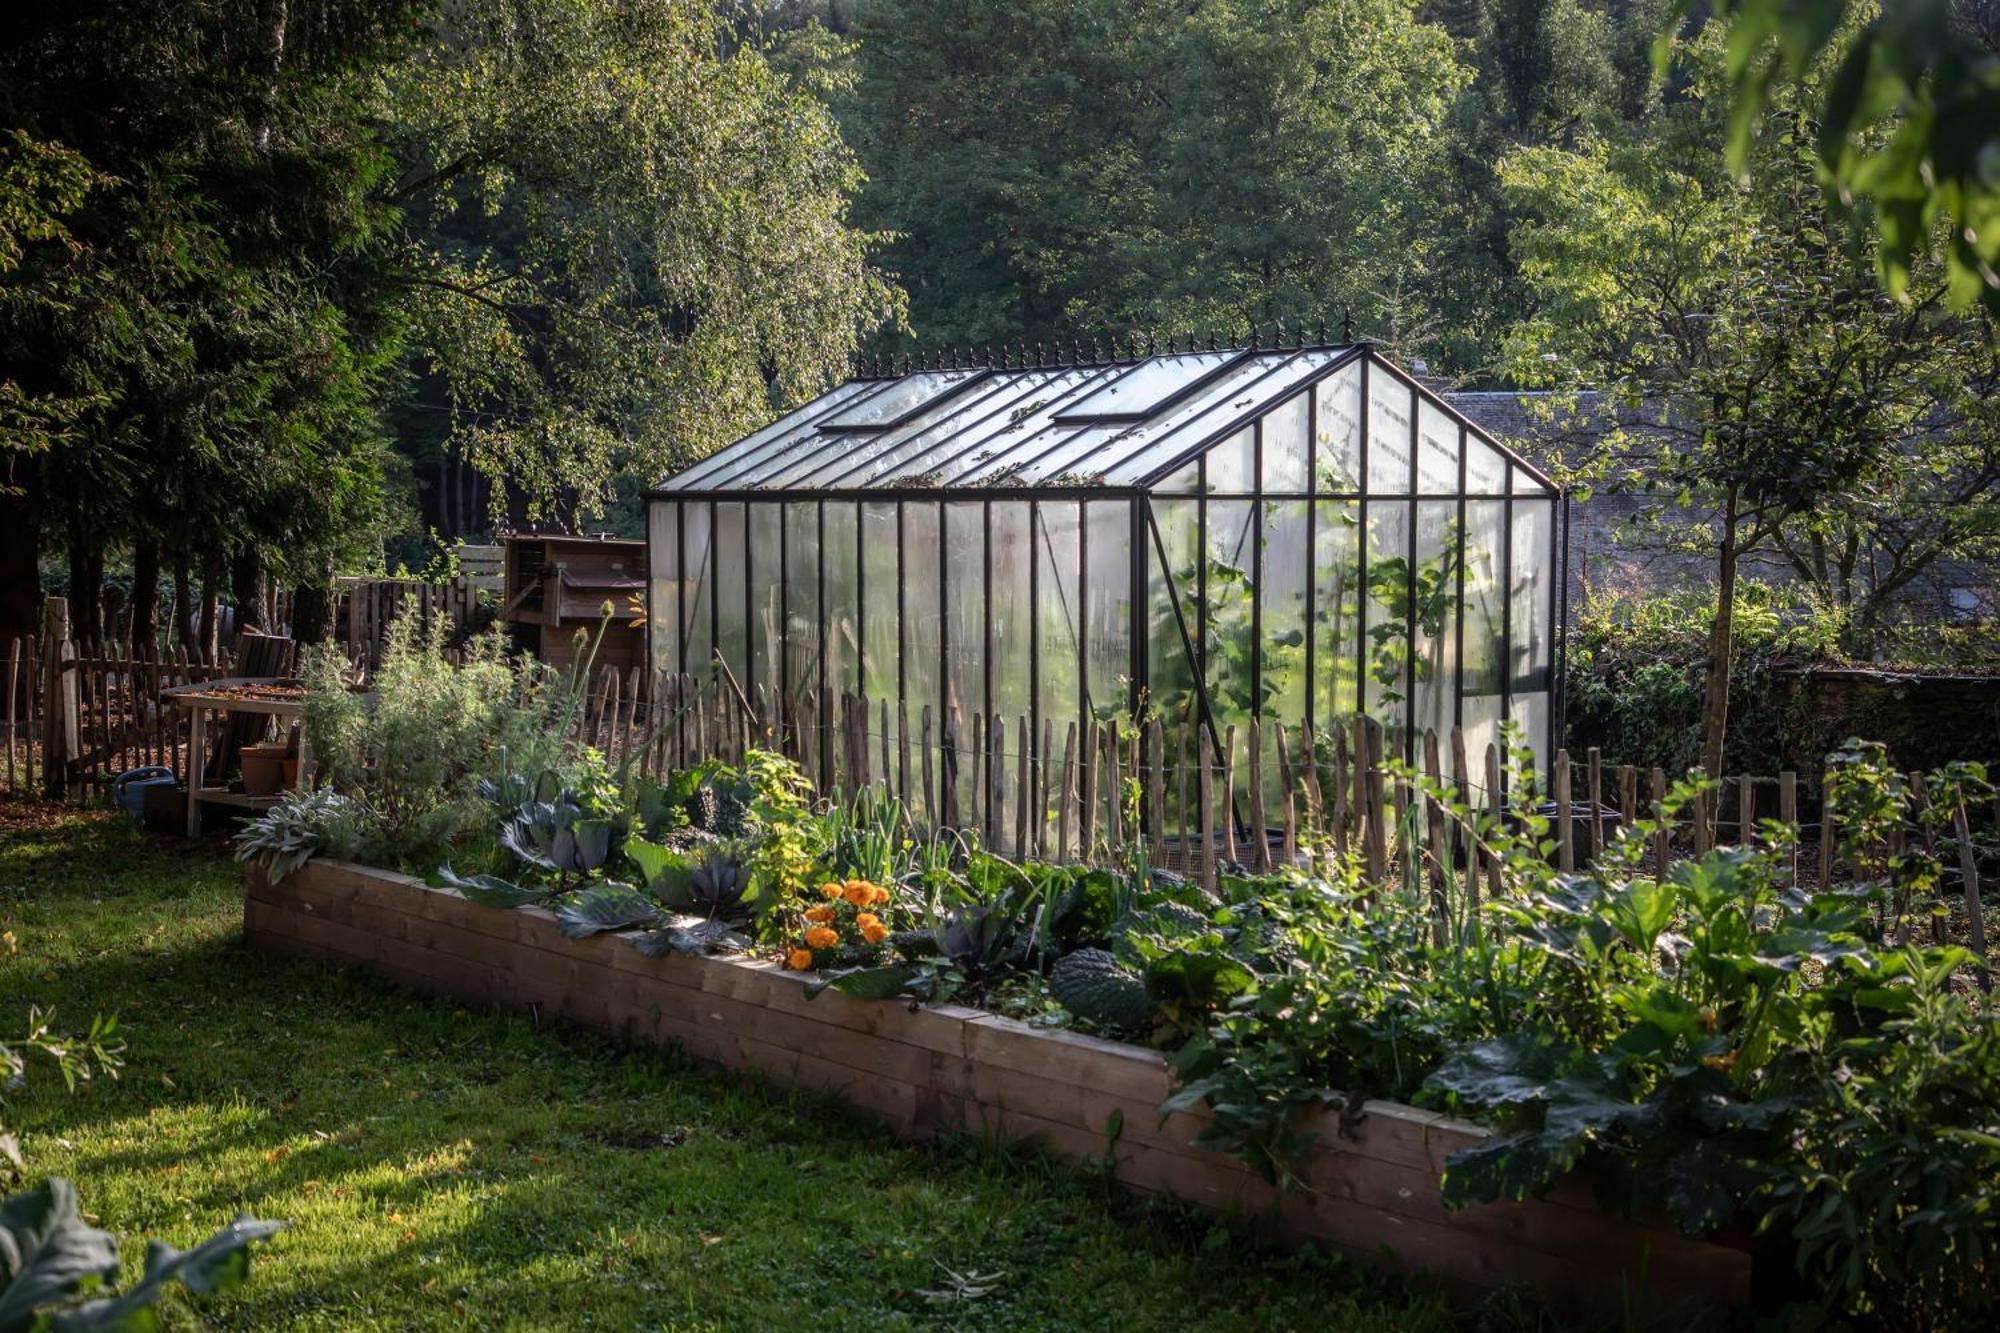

{"left": 244, "top": 859, "right": 1751, "bottom": 1322}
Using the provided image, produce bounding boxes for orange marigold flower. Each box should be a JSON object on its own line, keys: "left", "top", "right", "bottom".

{"left": 842, "top": 882, "right": 875, "bottom": 907}
{"left": 804, "top": 906, "right": 836, "bottom": 924}
{"left": 861, "top": 923, "right": 890, "bottom": 945}
{"left": 818, "top": 881, "right": 844, "bottom": 899}
{"left": 870, "top": 885, "right": 892, "bottom": 905}
{"left": 804, "top": 926, "right": 840, "bottom": 950}
{"left": 854, "top": 912, "right": 880, "bottom": 929}
{"left": 786, "top": 949, "right": 815, "bottom": 971}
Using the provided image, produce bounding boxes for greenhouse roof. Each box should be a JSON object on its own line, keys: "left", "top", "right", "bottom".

{"left": 653, "top": 344, "right": 1558, "bottom": 498}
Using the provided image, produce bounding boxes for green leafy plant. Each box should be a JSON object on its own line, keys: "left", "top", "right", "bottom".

{"left": 232, "top": 790, "right": 369, "bottom": 884}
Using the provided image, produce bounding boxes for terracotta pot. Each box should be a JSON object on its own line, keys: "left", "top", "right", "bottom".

{"left": 281, "top": 757, "right": 300, "bottom": 788}
{"left": 239, "top": 743, "right": 288, "bottom": 798}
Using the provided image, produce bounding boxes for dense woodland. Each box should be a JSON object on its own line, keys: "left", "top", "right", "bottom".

{"left": 0, "top": 1, "right": 1994, "bottom": 707}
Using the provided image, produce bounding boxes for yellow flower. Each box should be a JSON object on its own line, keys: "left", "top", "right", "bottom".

{"left": 861, "top": 923, "right": 889, "bottom": 945}
{"left": 804, "top": 926, "right": 839, "bottom": 950}
{"left": 818, "top": 881, "right": 844, "bottom": 899}
{"left": 842, "top": 882, "right": 874, "bottom": 907}
{"left": 804, "top": 906, "right": 836, "bottom": 924}
{"left": 854, "top": 912, "right": 880, "bottom": 929}
{"left": 786, "top": 949, "right": 815, "bottom": 971}
{"left": 0, "top": 931, "right": 14, "bottom": 955}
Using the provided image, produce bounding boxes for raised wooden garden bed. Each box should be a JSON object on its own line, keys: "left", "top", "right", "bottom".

{"left": 244, "top": 860, "right": 1752, "bottom": 1321}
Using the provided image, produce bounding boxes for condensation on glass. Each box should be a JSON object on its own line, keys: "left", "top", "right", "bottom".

{"left": 647, "top": 345, "right": 1565, "bottom": 798}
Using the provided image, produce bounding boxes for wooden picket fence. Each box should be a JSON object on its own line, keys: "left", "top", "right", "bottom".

{"left": 334, "top": 576, "right": 480, "bottom": 673}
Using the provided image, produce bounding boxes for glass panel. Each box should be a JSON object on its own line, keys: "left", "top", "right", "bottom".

{"left": 943, "top": 502, "right": 984, "bottom": 825}
{"left": 1204, "top": 501, "right": 1256, "bottom": 783}
{"left": 1313, "top": 498, "right": 1361, "bottom": 720}
{"left": 1147, "top": 500, "right": 1201, "bottom": 728}
{"left": 1206, "top": 428, "right": 1255, "bottom": 493}
{"left": 1261, "top": 394, "right": 1310, "bottom": 493}
{"left": 823, "top": 503, "right": 860, "bottom": 717}
{"left": 1083, "top": 501, "right": 1131, "bottom": 724}
{"left": 680, "top": 502, "right": 713, "bottom": 682}
{"left": 1156, "top": 459, "right": 1200, "bottom": 494}
{"left": 783, "top": 501, "right": 817, "bottom": 722}
{"left": 861, "top": 502, "right": 900, "bottom": 706}
{"left": 1509, "top": 498, "right": 1554, "bottom": 777}
{"left": 1460, "top": 499, "right": 1507, "bottom": 776}
{"left": 990, "top": 502, "right": 1033, "bottom": 841}
{"left": 902, "top": 503, "right": 942, "bottom": 817}
{"left": 820, "top": 369, "right": 986, "bottom": 430}
{"left": 990, "top": 421, "right": 1111, "bottom": 487}
{"left": 747, "top": 504, "right": 783, "bottom": 707}
{"left": 1099, "top": 348, "right": 1347, "bottom": 485}
{"left": 770, "top": 373, "right": 1028, "bottom": 488}
{"left": 1465, "top": 434, "right": 1509, "bottom": 494}
{"left": 1367, "top": 371, "right": 1414, "bottom": 495}
{"left": 1362, "top": 502, "right": 1410, "bottom": 754}
{"left": 1411, "top": 500, "right": 1457, "bottom": 741}
{"left": 1417, "top": 400, "right": 1459, "bottom": 495}
{"left": 713, "top": 502, "right": 748, "bottom": 692}
{"left": 1315, "top": 365, "right": 1363, "bottom": 492}
{"left": 1036, "top": 502, "right": 1084, "bottom": 839}
{"left": 1054, "top": 351, "right": 1239, "bottom": 419}
{"left": 663, "top": 380, "right": 876, "bottom": 489}
{"left": 1261, "top": 498, "right": 1310, "bottom": 812}
{"left": 647, "top": 501, "right": 678, "bottom": 684}
{"left": 902, "top": 368, "right": 1116, "bottom": 486}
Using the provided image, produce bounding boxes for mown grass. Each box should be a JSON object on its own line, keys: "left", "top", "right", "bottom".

{"left": 0, "top": 806, "right": 1557, "bottom": 1332}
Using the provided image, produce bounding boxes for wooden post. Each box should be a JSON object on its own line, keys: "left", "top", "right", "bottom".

{"left": 1146, "top": 718, "right": 1165, "bottom": 849}
{"left": 899, "top": 699, "right": 912, "bottom": 809}
{"left": 1651, "top": 767, "right": 1670, "bottom": 882}
{"left": 1818, "top": 773, "right": 1835, "bottom": 889}
{"left": 1104, "top": 720, "right": 1123, "bottom": 855}
{"left": 40, "top": 599, "right": 78, "bottom": 799}
{"left": 1175, "top": 719, "right": 1191, "bottom": 862}
{"left": 1248, "top": 718, "right": 1269, "bottom": 872}
{"left": 1554, "top": 748, "right": 1574, "bottom": 873}
{"left": 1363, "top": 720, "right": 1387, "bottom": 884}
{"left": 1619, "top": 764, "right": 1637, "bottom": 827}
{"left": 1080, "top": 719, "right": 1098, "bottom": 860}
{"left": 1197, "top": 729, "right": 1214, "bottom": 889}
{"left": 1422, "top": 729, "right": 1450, "bottom": 944}
{"left": 1275, "top": 721, "right": 1297, "bottom": 866}
{"left": 1484, "top": 742, "right": 1503, "bottom": 906}
{"left": 1952, "top": 799, "right": 1989, "bottom": 994}
{"left": 1059, "top": 721, "right": 1077, "bottom": 861}
{"left": 1691, "top": 786, "right": 1712, "bottom": 857}
{"left": 1039, "top": 718, "right": 1054, "bottom": 858}
{"left": 1222, "top": 724, "right": 1239, "bottom": 867}
{"left": 1586, "top": 747, "right": 1604, "bottom": 862}
{"left": 1779, "top": 771, "right": 1799, "bottom": 885}
{"left": 1299, "top": 721, "right": 1324, "bottom": 845}
{"left": 1738, "top": 774, "right": 1755, "bottom": 847}
{"left": 1015, "top": 715, "right": 1030, "bottom": 857}
{"left": 1910, "top": 774, "right": 1941, "bottom": 947}
{"left": 4, "top": 637, "right": 17, "bottom": 793}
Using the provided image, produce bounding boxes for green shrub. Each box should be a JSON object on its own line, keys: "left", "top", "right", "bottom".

{"left": 300, "top": 615, "right": 574, "bottom": 869}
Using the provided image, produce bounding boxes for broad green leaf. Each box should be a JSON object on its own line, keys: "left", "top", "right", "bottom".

{"left": 555, "top": 883, "right": 661, "bottom": 938}
{"left": 436, "top": 864, "right": 544, "bottom": 909}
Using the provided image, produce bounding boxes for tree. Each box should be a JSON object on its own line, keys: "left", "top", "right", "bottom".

{"left": 385, "top": 0, "right": 900, "bottom": 528}
{"left": 1685, "top": 0, "right": 2000, "bottom": 315}
{"left": 840, "top": 0, "right": 1469, "bottom": 357}
{"left": 1498, "top": 26, "right": 1996, "bottom": 778}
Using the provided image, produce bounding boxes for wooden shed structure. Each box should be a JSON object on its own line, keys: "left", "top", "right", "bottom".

{"left": 501, "top": 532, "right": 647, "bottom": 674}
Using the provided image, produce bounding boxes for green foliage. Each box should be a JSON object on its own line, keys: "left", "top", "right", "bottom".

{"left": 1049, "top": 949, "right": 1152, "bottom": 1031}
{"left": 0, "top": 1178, "right": 278, "bottom": 1333}
{"left": 1687, "top": 0, "right": 2000, "bottom": 315}
{"left": 300, "top": 616, "right": 572, "bottom": 870}
{"left": 231, "top": 790, "right": 371, "bottom": 885}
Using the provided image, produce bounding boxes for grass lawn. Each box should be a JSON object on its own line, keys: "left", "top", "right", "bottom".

{"left": 0, "top": 806, "right": 1544, "bottom": 1332}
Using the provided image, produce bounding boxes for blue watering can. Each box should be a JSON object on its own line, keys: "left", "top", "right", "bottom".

{"left": 112, "top": 767, "right": 177, "bottom": 820}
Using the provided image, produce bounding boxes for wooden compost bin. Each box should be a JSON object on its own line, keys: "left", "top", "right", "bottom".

{"left": 244, "top": 860, "right": 1751, "bottom": 1322}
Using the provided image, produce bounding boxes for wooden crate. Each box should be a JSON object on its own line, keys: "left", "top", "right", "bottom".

{"left": 245, "top": 858, "right": 1753, "bottom": 1324}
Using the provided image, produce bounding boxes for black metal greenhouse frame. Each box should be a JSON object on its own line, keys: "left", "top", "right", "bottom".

{"left": 643, "top": 339, "right": 1569, "bottom": 795}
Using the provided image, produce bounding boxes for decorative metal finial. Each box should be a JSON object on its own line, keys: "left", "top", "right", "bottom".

{"left": 1316, "top": 317, "right": 1329, "bottom": 346}
{"left": 1250, "top": 323, "right": 1262, "bottom": 350}
{"left": 1340, "top": 306, "right": 1355, "bottom": 344}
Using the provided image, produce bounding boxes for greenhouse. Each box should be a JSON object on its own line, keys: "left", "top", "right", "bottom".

{"left": 646, "top": 339, "right": 1566, "bottom": 840}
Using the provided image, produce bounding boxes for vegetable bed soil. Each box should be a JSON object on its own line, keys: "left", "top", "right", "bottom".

{"left": 247, "top": 859, "right": 1751, "bottom": 1323}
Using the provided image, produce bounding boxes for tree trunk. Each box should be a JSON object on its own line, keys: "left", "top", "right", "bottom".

{"left": 231, "top": 547, "right": 267, "bottom": 634}
{"left": 0, "top": 458, "right": 40, "bottom": 686}
{"left": 66, "top": 524, "right": 101, "bottom": 644}
{"left": 172, "top": 558, "right": 192, "bottom": 647}
{"left": 1700, "top": 484, "right": 1740, "bottom": 787}
{"left": 198, "top": 547, "right": 221, "bottom": 659}
{"left": 292, "top": 581, "right": 333, "bottom": 647}
{"left": 129, "top": 539, "right": 160, "bottom": 655}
